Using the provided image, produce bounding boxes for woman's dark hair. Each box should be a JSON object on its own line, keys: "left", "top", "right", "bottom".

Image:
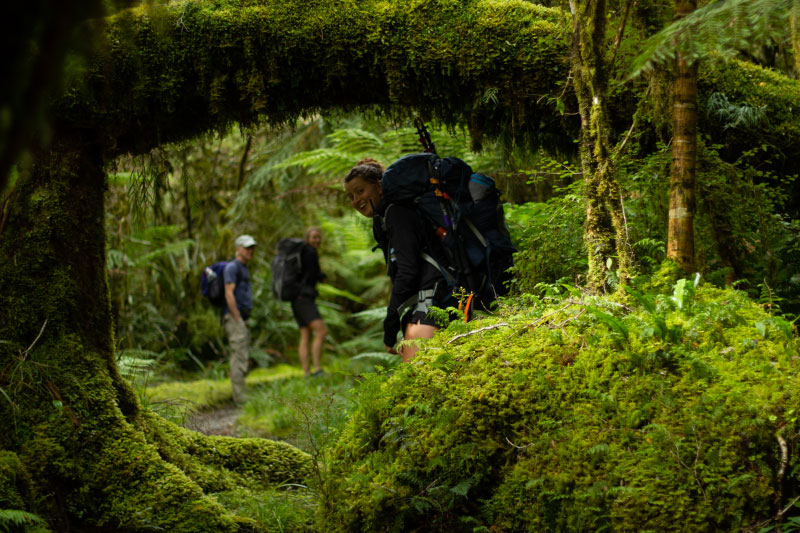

{"left": 344, "top": 158, "right": 384, "bottom": 185}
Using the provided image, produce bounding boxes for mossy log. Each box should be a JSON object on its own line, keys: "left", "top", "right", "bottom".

{"left": 55, "top": 0, "right": 573, "bottom": 156}
{"left": 47, "top": 1, "right": 800, "bottom": 162}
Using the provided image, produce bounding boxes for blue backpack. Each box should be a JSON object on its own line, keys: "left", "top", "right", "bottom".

{"left": 201, "top": 261, "right": 229, "bottom": 307}
{"left": 379, "top": 153, "right": 516, "bottom": 310}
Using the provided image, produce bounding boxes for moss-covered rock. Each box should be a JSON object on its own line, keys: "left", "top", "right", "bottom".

{"left": 320, "top": 285, "right": 800, "bottom": 532}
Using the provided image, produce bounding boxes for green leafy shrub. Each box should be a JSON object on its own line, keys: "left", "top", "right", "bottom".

{"left": 507, "top": 180, "right": 587, "bottom": 293}
{"left": 319, "top": 282, "right": 800, "bottom": 532}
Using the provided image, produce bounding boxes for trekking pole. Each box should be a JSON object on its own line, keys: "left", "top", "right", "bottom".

{"left": 415, "top": 119, "right": 436, "bottom": 154}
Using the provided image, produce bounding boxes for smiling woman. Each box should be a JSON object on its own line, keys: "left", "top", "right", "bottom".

{"left": 344, "top": 158, "right": 458, "bottom": 362}
{"left": 344, "top": 158, "right": 384, "bottom": 218}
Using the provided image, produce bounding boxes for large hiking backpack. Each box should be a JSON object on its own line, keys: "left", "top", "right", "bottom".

{"left": 201, "top": 261, "right": 230, "bottom": 307}
{"left": 272, "top": 238, "right": 306, "bottom": 301}
{"left": 380, "top": 152, "right": 516, "bottom": 309}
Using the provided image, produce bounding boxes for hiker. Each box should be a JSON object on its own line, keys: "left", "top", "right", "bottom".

{"left": 292, "top": 226, "right": 328, "bottom": 377}
{"left": 344, "top": 159, "right": 457, "bottom": 362}
{"left": 223, "top": 234, "right": 256, "bottom": 405}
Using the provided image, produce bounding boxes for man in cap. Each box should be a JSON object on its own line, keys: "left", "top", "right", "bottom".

{"left": 223, "top": 234, "right": 257, "bottom": 405}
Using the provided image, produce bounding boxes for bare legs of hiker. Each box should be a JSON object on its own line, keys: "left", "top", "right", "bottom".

{"left": 299, "top": 318, "right": 326, "bottom": 376}
{"left": 399, "top": 321, "right": 437, "bottom": 363}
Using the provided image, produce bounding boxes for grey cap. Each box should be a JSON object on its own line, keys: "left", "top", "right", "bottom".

{"left": 235, "top": 234, "right": 257, "bottom": 248}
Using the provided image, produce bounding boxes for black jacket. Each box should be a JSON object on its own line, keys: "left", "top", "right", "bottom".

{"left": 373, "top": 201, "right": 452, "bottom": 346}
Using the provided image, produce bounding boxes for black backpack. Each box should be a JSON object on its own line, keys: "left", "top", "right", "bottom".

{"left": 379, "top": 153, "right": 516, "bottom": 310}
{"left": 272, "top": 238, "right": 305, "bottom": 301}
{"left": 201, "top": 261, "right": 230, "bottom": 307}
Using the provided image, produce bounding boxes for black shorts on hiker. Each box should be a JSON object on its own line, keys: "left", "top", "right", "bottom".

{"left": 402, "top": 309, "right": 439, "bottom": 329}
{"left": 401, "top": 297, "right": 459, "bottom": 331}
{"left": 291, "top": 296, "right": 321, "bottom": 327}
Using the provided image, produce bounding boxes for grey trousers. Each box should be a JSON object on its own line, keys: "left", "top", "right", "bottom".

{"left": 223, "top": 314, "right": 250, "bottom": 404}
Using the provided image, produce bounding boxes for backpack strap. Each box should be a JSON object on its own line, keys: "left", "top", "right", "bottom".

{"left": 463, "top": 216, "right": 488, "bottom": 248}
{"left": 397, "top": 287, "right": 438, "bottom": 319}
{"left": 421, "top": 251, "right": 457, "bottom": 286}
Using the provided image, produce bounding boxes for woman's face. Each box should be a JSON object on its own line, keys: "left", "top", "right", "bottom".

{"left": 307, "top": 230, "right": 322, "bottom": 248}
{"left": 345, "top": 176, "right": 382, "bottom": 218}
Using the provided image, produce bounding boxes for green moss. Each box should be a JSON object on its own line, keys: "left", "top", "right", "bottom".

{"left": 141, "top": 410, "right": 312, "bottom": 489}
{"left": 642, "top": 259, "right": 684, "bottom": 293}
{"left": 0, "top": 451, "right": 30, "bottom": 511}
{"left": 53, "top": 0, "right": 573, "bottom": 157}
{"left": 320, "top": 285, "right": 800, "bottom": 531}
{"left": 146, "top": 365, "right": 303, "bottom": 414}
{"left": 698, "top": 56, "right": 800, "bottom": 163}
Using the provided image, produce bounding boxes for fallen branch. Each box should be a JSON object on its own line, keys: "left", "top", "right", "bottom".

{"left": 515, "top": 301, "right": 582, "bottom": 335}
{"left": 22, "top": 319, "right": 48, "bottom": 360}
{"left": 505, "top": 436, "right": 533, "bottom": 450}
{"left": 446, "top": 322, "right": 509, "bottom": 345}
{"left": 551, "top": 308, "right": 586, "bottom": 329}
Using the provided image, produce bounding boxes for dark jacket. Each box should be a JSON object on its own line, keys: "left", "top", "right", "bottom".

{"left": 373, "top": 201, "right": 452, "bottom": 346}
{"left": 299, "top": 244, "right": 324, "bottom": 298}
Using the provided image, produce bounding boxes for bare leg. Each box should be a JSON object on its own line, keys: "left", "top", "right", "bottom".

{"left": 298, "top": 326, "right": 311, "bottom": 376}
{"left": 309, "top": 318, "right": 327, "bottom": 372}
{"left": 400, "top": 321, "right": 438, "bottom": 362}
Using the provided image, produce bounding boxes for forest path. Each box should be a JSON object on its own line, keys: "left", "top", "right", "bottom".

{"left": 184, "top": 404, "right": 241, "bottom": 436}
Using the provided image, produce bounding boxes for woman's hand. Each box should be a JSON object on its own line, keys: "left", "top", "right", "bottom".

{"left": 385, "top": 344, "right": 398, "bottom": 355}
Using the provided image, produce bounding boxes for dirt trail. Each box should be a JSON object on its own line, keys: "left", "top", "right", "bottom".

{"left": 184, "top": 405, "right": 241, "bottom": 436}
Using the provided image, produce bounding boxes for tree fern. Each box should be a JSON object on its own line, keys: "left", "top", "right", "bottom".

{"left": 630, "top": 0, "right": 797, "bottom": 77}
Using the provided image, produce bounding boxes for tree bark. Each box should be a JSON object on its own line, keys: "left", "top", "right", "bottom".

{"left": 570, "top": 0, "right": 632, "bottom": 292}
{"left": 792, "top": 4, "right": 800, "bottom": 77}
{"left": 0, "top": 137, "right": 311, "bottom": 530}
{"left": 667, "top": 0, "right": 698, "bottom": 273}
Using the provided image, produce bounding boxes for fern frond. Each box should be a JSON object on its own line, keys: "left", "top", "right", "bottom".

{"left": 706, "top": 92, "right": 768, "bottom": 129}
{"left": 0, "top": 509, "right": 45, "bottom": 529}
{"left": 630, "top": 0, "right": 794, "bottom": 77}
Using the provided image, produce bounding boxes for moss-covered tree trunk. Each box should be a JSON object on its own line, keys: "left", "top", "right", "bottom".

{"left": 667, "top": 0, "right": 698, "bottom": 274}
{"left": 570, "top": 0, "right": 632, "bottom": 292}
{"left": 0, "top": 137, "right": 310, "bottom": 530}
{"left": 792, "top": 4, "right": 800, "bottom": 76}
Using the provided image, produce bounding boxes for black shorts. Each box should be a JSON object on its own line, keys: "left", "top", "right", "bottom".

{"left": 400, "top": 297, "right": 459, "bottom": 330}
{"left": 291, "top": 296, "right": 321, "bottom": 327}
{"left": 401, "top": 309, "right": 440, "bottom": 329}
